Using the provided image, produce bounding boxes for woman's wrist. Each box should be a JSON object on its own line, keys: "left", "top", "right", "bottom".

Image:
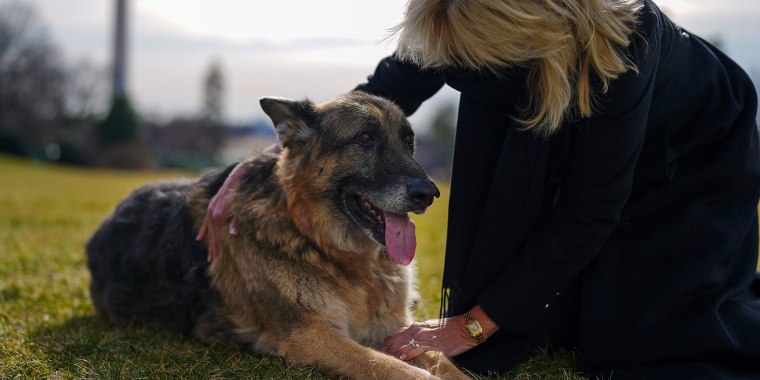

{"left": 468, "top": 305, "right": 500, "bottom": 339}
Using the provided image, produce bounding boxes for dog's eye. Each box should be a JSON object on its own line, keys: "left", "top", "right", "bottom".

{"left": 354, "top": 132, "right": 374, "bottom": 146}
{"left": 405, "top": 134, "right": 415, "bottom": 149}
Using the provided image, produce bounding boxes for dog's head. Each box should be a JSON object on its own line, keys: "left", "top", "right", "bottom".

{"left": 260, "top": 91, "right": 439, "bottom": 265}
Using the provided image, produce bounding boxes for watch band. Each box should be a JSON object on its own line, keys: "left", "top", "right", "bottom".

{"left": 463, "top": 311, "right": 486, "bottom": 345}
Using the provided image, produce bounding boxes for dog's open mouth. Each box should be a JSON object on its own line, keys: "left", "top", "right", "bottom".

{"left": 348, "top": 195, "right": 416, "bottom": 266}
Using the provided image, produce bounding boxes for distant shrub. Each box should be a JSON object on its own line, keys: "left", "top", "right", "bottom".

{"left": 0, "top": 130, "right": 27, "bottom": 156}
{"left": 97, "top": 95, "right": 139, "bottom": 147}
{"left": 99, "top": 140, "right": 152, "bottom": 169}
{"left": 54, "top": 140, "right": 90, "bottom": 166}
{"left": 95, "top": 95, "right": 151, "bottom": 169}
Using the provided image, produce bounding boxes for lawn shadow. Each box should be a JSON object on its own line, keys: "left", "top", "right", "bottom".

{"left": 28, "top": 314, "right": 320, "bottom": 379}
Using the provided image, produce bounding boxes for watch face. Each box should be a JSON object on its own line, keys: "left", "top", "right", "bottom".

{"left": 467, "top": 321, "right": 482, "bottom": 335}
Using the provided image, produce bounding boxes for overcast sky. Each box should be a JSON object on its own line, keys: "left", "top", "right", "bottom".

{"left": 23, "top": 0, "right": 760, "bottom": 127}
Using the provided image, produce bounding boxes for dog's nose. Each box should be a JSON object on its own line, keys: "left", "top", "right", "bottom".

{"left": 407, "top": 179, "right": 440, "bottom": 207}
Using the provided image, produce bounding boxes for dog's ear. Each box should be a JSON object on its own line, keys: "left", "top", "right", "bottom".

{"left": 259, "top": 97, "right": 316, "bottom": 148}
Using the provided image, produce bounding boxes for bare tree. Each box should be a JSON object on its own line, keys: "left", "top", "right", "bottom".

{"left": 428, "top": 102, "right": 457, "bottom": 164}
{"left": 65, "top": 58, "right": 108, "bottom": 120}
{"left": 202, "top": 59, "right": 225, "bottom": 124}
{"left": 0, "top": 0, "right": 66, "bottom": 154}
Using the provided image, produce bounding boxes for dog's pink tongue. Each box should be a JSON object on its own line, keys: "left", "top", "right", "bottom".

{"left": 384, "top": 212, "right": 416, "bottom": 266}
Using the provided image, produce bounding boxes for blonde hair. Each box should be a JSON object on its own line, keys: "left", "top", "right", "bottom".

{"left": 391, "top": 0, "right": 643, "bottom": 135}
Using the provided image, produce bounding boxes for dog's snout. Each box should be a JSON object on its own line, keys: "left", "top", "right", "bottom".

{"left": 407, "top": 178, "right": 440, "bottom": 207}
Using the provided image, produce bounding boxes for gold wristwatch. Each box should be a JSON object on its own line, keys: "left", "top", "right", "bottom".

{"left": 463, "top": 311, "right": 486, "bottom": 345}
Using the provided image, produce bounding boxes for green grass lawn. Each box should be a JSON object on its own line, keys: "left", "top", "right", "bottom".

{"left": 0, "top": 154, "right": 581, "bottom": 379}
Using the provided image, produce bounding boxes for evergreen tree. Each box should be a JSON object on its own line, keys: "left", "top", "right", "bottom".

{"left": 97, "top": 94, "right": 139, "bottom": 146}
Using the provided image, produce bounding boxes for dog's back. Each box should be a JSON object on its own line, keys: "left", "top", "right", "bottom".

{"left": 86, "top": 165, "right": 234, "bottom": 332}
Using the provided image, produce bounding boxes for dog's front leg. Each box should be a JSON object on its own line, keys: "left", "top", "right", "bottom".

{"left": 279, "top": 321, "right": 440, "bottom": 380}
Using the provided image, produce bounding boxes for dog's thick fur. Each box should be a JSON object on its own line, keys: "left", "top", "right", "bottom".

{"left": 86, "top": 92, "right": 469, "bottom": 379}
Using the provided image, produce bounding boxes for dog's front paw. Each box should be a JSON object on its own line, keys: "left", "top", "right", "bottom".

{"left": 429, "top": 362, "right": 472, "bottom": 380}
{"left": 412, "top": 351, "right": 471, "bottom": 380}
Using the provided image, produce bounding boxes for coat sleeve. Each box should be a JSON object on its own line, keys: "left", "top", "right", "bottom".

{"left": 478, "top": 11, "right": 662, "bottom": 334}
{"left": 354, "top": 55, "right": 445, "bottom": 116}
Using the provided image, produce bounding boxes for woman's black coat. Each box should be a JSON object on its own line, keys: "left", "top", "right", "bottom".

{"left": 356, "top": 1, "right": 760, "bottom": 378}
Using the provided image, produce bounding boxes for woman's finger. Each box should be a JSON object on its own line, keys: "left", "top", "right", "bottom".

{"left": 382, "top": 327, "right": 420, "bottom": 355}
{"left": 207, "top": 222, "right": 220, "bottom": 261}
{"left": 386, "top": 324, "right": 421, "bottom": 341}
{"left": 380, "top": 331, "right": 405, "bottom": 354}
{"left": 398, "top": 342, "right": 435, "bottom": 361}
{"left": 196, "top": 218, "right": 208, "bottom": 241}
{"left": 381, "top": 332, "right": 413, "bottom": 355}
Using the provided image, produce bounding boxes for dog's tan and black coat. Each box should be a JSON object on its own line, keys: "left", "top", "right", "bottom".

{"left": 86, "top": 92, "right": 469, "bottom": 379}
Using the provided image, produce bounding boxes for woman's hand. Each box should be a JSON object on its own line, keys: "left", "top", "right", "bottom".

{"left": 196, "top": 144, "right": 281, "bottom": 261}
{"left": 196, "top": 162, "right": 246, "bottom": 261}
{"left": 380, "top": 306, "right": 500, "bottom": 361}
{"left": 381, "top": 317, "right": 476, "bottom": 361}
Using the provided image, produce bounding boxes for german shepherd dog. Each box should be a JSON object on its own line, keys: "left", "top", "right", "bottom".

{"left": 86, "top": 92, "right": 470, "bottom": 379}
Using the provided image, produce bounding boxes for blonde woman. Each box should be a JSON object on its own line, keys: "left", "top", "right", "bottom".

{"left": 355, "top": 0, "right": 760, "bottom": 378}
{"left": 199, "top": 0, "right": 759, "bottom": 378}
